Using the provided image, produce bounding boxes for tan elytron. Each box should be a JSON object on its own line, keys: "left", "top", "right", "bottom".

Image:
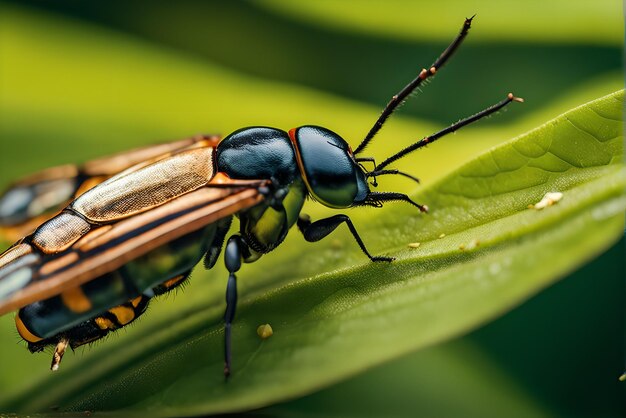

{"left": 0, "top": 134, "right": 220, "bottom": 241}
{"left": 31, "top": 213, "right": 91, "bottom": 254}
{"left": 0, "top": 145, "right": 266, "bottom": 315}
{"left": 73, "top": 147, "right": 215, "bottom": 222}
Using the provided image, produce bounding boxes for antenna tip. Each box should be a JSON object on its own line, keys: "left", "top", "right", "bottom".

{"left": 508, "top": 93, "right": 524, "bottom": 103}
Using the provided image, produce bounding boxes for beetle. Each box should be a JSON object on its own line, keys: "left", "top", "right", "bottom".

{"left": 0, "top": 17, "right": 522, "bottom": 376}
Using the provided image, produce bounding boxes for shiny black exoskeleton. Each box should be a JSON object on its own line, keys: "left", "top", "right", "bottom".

{"left": 210, "top": 16, "right": 524, "bottom": 377}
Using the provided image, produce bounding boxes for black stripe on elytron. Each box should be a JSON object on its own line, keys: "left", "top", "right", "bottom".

{"left": 35, "top": 201, "right": 204, "bottom": 280}
{"left": 25, "top": 197, "right": 194, "bottom": 272}
{"left": 35, "top": 187, "right": 263, "bottom": 281}
{"left": 200, "top": 180, "right": 267, "bottom": 189}
{"left": 77, "top": 191, "right": 248, "bottom": 257}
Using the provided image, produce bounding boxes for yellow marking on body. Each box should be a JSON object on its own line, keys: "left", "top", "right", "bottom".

{"left": 162, "top": 274, "right": 185, "bottom": 289}
{"left": 95, "top": 317, "right": 115, "bottom": 330}
{"left": 109, "top": 305, "right": 135, "bottom": 325}
{"left": 39, "top": 252, "right": 79, "bottom": 276}
{"left": 61, "top": 286, "right": 92, "bottom": 313}
{"left": 211, "top": 172, "right": 231, "bottom": 184}
{"left": 15, "top": 313, "right": 43, "bottom": 343}
{"left": 130, "top": 296, "right": 143, "bottom": 308}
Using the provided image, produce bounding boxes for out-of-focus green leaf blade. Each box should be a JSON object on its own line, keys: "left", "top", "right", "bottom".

{"left": 10, "top": 1, "right": 619, "bottom": 128}
{"left": 264, "top": 340, "right": 553, "bottom": 418}
{"left": 1, "top": 83, "right": 622, "bottom": 414}
{"left": 258, "top": 0, "right": 623, "bottom": 46}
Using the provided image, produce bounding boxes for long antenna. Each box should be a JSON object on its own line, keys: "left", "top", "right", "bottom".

{"left": 376, "top": 93, "right": 524, "bottom": 170}
{"left": 354, "top": 16, "right": 474, "bottom": 155}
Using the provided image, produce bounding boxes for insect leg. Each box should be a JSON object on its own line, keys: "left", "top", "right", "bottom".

{"left": 223, "top": 234, "right": 246, "bottom": 377}
{"left": 297, "top": 214, "right": 393, "bottom": 262}
{"left": 51, "top": 337, "right": 69, "bottom": 371}
{"left": 203, "top": 217, "right": 233, "bottom": 270}
{"left": 364, "top": 192, "right": 429, "bottom": 213}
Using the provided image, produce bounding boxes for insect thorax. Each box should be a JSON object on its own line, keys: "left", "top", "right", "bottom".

{"left": 217, "top": 127, "right": 307, "bottom": 257}
{"left": 216, "top": 127, "right": 300, "bottom": 187}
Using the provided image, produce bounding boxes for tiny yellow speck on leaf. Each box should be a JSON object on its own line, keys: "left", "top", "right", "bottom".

{"left": 438, "top": 233, "right": 446, "bottom": 239}
{"left": 408, "top": 242, "right": 421, "bottom": 248}
{"left": 257, "top": 323, "right": 273, "bottom": 339}
{"left": 460, "top": 239, "right": 480, "bottom": 251}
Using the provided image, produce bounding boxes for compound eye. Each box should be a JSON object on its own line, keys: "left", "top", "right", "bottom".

{"left": 291, "top": 126, "right": 359, "bottom": 208}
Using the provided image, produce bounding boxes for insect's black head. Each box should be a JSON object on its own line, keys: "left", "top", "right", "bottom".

{"left": 288, "top": 125, "right": 430, "bottom": 211}
{"left": 289, "top": 126, "right": 368, "bottom": 209}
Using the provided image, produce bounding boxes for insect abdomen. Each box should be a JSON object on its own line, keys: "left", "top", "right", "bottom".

{"left": 15, "top": 223, "right": 223, "bottom": 348}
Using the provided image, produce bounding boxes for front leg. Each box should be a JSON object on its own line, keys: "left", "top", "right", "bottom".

{"left": 297, "top": 214, "right": 393, "bottom": 262}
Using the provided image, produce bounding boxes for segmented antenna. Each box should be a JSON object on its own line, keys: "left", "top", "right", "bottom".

{"left": 354, "top": 16, "right": 474, "bottom": 155}
{"left": 376, "top": 93, "right": 524, "bottom": 170}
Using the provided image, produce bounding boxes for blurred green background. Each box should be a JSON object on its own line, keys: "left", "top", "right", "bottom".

{"left": 0, "top": 1, "right": 623, "bottom": 416}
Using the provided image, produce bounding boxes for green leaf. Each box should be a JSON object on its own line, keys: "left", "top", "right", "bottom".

{"left": 258, "top": 0, "right": 623, "bottom": 46}
{"left": 0, "top": 4, "right": 623, "bottom": 415}
{"left": 1, "top": 82, "right": 622, "bottom": 414}
{"left": 264, "top": 339, "right": 553, "bottom": 418}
